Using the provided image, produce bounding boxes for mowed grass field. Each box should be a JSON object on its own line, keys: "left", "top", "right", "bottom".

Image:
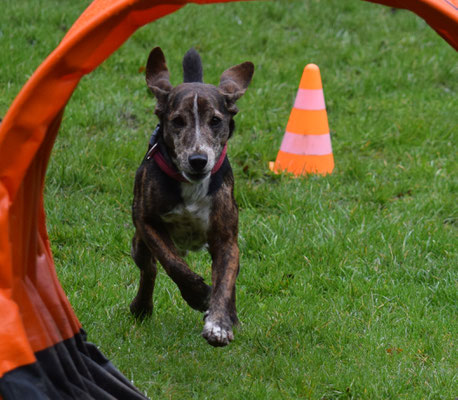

{"left": 1, "top": 0, "right": 457, "bottom": 398}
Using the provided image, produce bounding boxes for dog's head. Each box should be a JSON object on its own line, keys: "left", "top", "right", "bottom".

{"left": 145, "top": 47, "right": 254, "bottom": 182}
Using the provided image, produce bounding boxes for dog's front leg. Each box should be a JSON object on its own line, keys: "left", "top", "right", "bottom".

{"left": 138, "top": 223, "right": 211, "bottom": 312}
{"left": 130, "top": 231, "right": 158, "bottom": 318}
{"left": 203, "top": 241, "right": 239, "bottom": 346}
{"left": 203, "top": 190, "right": 240, "bottom": 347}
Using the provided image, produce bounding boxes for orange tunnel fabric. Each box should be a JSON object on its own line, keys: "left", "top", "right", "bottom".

{"left": 0, "top": 0, "right": 456, "bottom": 398}
{"left": 364, "top": 0, "right": 458, "bottom": 50}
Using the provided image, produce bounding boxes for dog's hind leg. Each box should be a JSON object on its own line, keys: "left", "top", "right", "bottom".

{"left": 139, "top": 224, "right": 211, "bottom": 312}
{"left": 130, "top": 232, "right": 157, "bottom": 318}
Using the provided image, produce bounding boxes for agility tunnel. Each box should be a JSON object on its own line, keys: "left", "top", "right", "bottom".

{"left": 0, "top": 0, "right": 456, "bottom": 398}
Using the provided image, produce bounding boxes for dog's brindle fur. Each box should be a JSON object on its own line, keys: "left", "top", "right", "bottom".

{"left": 130, "top": 47, "right": 254, "bottom": 346}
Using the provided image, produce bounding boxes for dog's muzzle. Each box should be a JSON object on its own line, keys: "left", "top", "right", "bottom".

{"left": 188, "top": 154, "right": 208, "bottom": 172}
{"left": 146, "top": 124, "right": 227, "bottom": 184}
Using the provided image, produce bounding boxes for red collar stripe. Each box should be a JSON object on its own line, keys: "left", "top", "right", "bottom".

{"left": 211, "top": 143, "right": 227, "bottom": 174}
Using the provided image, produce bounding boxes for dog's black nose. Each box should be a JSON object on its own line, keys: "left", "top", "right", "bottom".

{"left": 188, "top": 154, "right": 208, "bottom": 171}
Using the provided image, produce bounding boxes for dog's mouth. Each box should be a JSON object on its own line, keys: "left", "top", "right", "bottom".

{"left": 182, "top": 171, "right": 210, "bottom": 183}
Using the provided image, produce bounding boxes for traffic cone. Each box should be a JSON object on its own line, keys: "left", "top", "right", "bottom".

{"left": 269, "top": 64, "right": 334, "bottom": 176}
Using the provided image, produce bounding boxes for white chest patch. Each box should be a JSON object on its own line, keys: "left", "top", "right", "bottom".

{"left": 161, "top": 176, "right": 212, "bottom": 254}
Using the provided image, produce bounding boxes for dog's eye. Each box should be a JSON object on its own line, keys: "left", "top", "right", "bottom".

{"left": 210, "top": 116, "right": 222, "bottom": 128}
{"left": 171, "top": 116, "right": 185, "bottom": 129}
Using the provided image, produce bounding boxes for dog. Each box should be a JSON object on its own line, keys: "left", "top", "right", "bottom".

{"left": 130, "top": 47, "right": 254, "bottom": 347}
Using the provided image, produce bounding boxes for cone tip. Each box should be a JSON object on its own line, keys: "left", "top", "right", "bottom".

{"left": 304, "top": 63, "right": 320, "bottom": 71}
{"left": 299, "top": 63, "right": 323, "bottom": 90}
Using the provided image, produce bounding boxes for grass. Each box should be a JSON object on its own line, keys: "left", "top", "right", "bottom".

{"left": 1, "top": 0, "right": 457, "bottom": 398}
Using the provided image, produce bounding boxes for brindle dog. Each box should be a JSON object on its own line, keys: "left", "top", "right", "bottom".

{"left": 130, "top": 47, "right": 254, "bottom": 346}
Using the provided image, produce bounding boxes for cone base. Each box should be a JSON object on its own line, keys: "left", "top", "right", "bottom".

{"left": 269, "top": 151, "right": 334, "bottom": 176}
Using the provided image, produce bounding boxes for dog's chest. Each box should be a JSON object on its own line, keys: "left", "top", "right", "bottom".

{"left": 160, "top": 178, "right": 211, "bottom": 253}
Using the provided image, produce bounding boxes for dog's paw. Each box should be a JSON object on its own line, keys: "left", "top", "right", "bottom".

{"left": 180, "top": 281, "right": 211, "bottom": 312}
{"left": 201, "top": 314, "right": 234, "bottom": 347}
{"left": 129, "top": 298, "right": 153, "bottom": 319}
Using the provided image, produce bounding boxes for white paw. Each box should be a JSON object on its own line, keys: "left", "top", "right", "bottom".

{"left": 202, "top": 318, "right": 234, "bottom": 347}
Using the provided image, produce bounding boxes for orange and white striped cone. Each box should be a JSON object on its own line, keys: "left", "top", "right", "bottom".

{"left": 269, "top": 64, "right": 334, "bottom": 176}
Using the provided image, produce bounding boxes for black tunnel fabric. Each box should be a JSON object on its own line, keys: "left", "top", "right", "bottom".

{"left": 0, "top": 331, "right": 148, "bottom": 400}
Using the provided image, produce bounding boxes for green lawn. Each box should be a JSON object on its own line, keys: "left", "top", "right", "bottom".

{"left": 1, "top": 0, "right": 457, "bottom": 398}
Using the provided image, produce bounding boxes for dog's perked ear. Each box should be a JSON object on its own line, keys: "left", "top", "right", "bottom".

{"left": 183, "top": 48, "right": 203, "bottom": 83}
{"left": 219, "top": 61, "right": 254, "bottom": 113}
{"left": 146, "top": 47, "right": 173, "bottom": 113}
